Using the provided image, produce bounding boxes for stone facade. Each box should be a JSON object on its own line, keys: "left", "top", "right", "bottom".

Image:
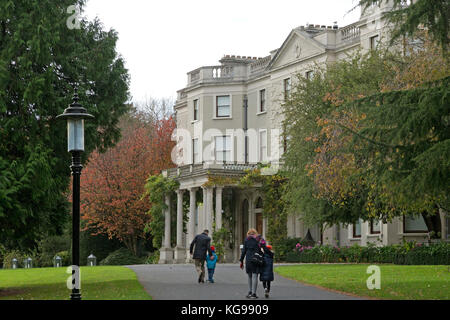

{"left": 160, "top": 1, "right": 449, "bottom": 263}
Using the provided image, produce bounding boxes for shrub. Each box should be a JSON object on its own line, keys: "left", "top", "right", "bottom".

{"left": 145, "top": 250, "right": 160, "bottom": 264}
{"left": 55, "top": 251, "right": 70, "bottom": 266}
{"left": 273, "top": 237, "right": 312, "bottom": 262}
{"left": 37, "top": 235, "right": 71, "bottom": 267}
{"left": 80, "top": 228, "right": 123, "bottom": 266}
{"left": 284, "top": 241, "right": 449, "bottom": 265}
{"left": 99, "top": 248, "right": 144, "bottom": 266}
{"left": 2, "top": 250, "right": 26, "bottom": 269}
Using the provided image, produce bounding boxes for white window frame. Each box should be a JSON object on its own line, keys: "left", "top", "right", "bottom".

{"left": 370, "top": 34, "right": 380, "bottom": 50}
{"left": 369, "top": 219, "right": 381, "bottom": 234}
{"left": 351, "top": 219, "right": 362, "bottom": 238}
{"left": 214, "top": 135, "right": 232, "bottom": 163}
{"left": 257, "top": 89, "right": 267, "bottom": 114}
{"left": 214, "top": 95, "right": 232, "bottom": 119}
{"left": 259, "top": 129, "right": 268, "bottom": 163}
{"left": 284, "top": 78, "right": 291, "bottom": 101}
{"left": 193, "top": 99, "right": 199, "bottom": 122}
{"left": 192, "top": 138, "right": 200, "bottom": 164}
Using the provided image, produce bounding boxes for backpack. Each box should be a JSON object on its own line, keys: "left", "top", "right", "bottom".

{"left": 251, "top": 248, "right": 264, "bottom": 266}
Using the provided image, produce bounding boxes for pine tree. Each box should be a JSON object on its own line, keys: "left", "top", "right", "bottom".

{"left": 0, "top": 0, "right": 130, "bottom": 250}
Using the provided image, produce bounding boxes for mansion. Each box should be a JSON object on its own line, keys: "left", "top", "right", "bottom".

{"left": 159, "top": 1, "right": 449, "bottom": 263}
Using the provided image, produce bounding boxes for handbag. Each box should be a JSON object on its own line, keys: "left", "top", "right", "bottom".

{"left": 251, "top": 249, "right": 264, "bottom": 266}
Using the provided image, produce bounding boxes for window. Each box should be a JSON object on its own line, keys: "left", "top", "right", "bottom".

{"left": 259, "top": 89, "right": 266, "bottom": 113}
{"left": 192, "top": 138, "right": 199, "bottom": 164}
{"left": 216, "top": 95, "right": 231, "bottom": 118}
{"left": 403, "top": 214, "right": 428, "bottom": 233}
{"left": 215, "top": 136, "right": 232, "bottom": 162}
{"left": 193, "top": 99, "right": 199, "bottom": 121}
{"left": 353, "top": 219, "right": 361, "bottom": 238}
{"left": 259, "top": 130, "right": 267, "bottom": 162}
{"left": 370, "top": 219, "right": 380, "bottom": 234}
{"left": 306, "top": 71, "right": 314, "bottom": 80}
{"left": 370, "top": 35, "right": 379, "bottom": 50}
{"left": 284, "top": 78, "right": 291, "bottom": 100}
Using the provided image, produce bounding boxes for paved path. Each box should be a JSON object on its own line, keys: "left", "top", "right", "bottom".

{"left": 127, "top": 263, "right": 361, "bottom": 300}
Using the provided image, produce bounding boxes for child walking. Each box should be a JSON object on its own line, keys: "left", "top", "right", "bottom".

{"left": 206, "top": 246, "right": 218, "bottom": 283}
{"left": 260, "top": 244, "right": 274, "bottom": 298}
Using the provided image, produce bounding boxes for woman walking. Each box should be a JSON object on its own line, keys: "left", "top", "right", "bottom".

{"left": 239, "top": 228, "right": 263, "bottom": 299}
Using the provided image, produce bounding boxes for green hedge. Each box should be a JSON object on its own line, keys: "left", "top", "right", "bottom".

{"left": 285, "top": 242, "right": 450, "bottom": 265}
{"left": 273, "top": 237, "right": 315, "bottom": 262}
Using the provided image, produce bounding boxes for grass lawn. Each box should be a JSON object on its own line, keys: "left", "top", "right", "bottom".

{"left": 275, "top": 264, "right": 449, "bottom": 300}
{"left": 0, "top": 266, "right": 151, "bottom": 300}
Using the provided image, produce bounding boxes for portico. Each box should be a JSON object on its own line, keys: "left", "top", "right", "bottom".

{"left": 158, "top": 163, "right": 266, "bottom": 264}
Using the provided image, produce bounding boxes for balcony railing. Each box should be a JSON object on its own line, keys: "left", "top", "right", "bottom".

{"left": 340, "top": 23, "right": 360, "bottom": 42}
{"left": 188, "top": 66, "right": 234, "bottom": 85}
{"left": 163, "top": 162, "right": 258, "bottom": 180}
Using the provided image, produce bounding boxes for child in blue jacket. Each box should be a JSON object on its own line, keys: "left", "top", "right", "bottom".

{"left": 206, "top": 246, "right": 218, "bottom": 283}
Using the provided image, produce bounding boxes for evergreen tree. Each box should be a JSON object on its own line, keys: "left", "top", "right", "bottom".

{"left": 0, "top": 0, "right": 130, "bottom": 250}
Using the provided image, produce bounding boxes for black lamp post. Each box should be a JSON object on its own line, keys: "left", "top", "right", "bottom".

{"left": 57, "top": 87, "right": 94, "bottom": 300}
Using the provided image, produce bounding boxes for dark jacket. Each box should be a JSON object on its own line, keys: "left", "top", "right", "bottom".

{"left": 240, "top": 236, "right": 262, "bottom": 274}
{"left": 259, "top": 246, "right": 274, "bottom": 282}
{"left": 190, "top": 232, "right": 212, "bottom": 260}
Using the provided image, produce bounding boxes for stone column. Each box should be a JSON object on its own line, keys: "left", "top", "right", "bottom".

{"left": 201, "top": 187, "right": 207, "bottom": 232}
{"left": 186, "top": 187, "right": 197, "bottom": 262}
{"left": 215, "top": 187, "right": 223, "bottom": 231}
{"left": 159, "top": 193, "right": 173, "bottom": 264}
{"left": 174, "top": 189, "right": 186, "bottom": 263}
{"left": 262, "top": 217, "right": 268, "bottom": 240}
{"left": 206, "top": 187, "right": 214, "bottom": 235}
{"left": 287, "top": 214, "right": 295, "bottom": 238}
{"left": 249, "top": 197, "right": 255, "bottom": 230}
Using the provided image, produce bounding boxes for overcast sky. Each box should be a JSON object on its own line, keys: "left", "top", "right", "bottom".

{"left": 83, "top": 0, "right": 361, "bottom": 103}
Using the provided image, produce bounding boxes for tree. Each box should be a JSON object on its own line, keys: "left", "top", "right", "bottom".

{"left": 283, "top": 32, "right": 449, "bottom": 237}
{"left": 283, "top": 50, "right": 392, "bottom": 227}
{"left": 357, "top": 0, "right": 450, "bottom": 53}
{"left": 80, "top": 107, "right": 176, "bottom": 255}
{"left": 0, "top": 0, "right": 130, "bottom": 250}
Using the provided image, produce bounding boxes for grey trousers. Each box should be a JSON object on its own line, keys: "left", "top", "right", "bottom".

{"left": 247, "top": 272, "right": 258, "bottom": 294}
{"left": 194, "top": 259, "right": 205, "bottom": 281}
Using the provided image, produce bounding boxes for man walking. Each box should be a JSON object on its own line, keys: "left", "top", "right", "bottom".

{"left": 190, "top": 229, "right": 213, "bottom": 283}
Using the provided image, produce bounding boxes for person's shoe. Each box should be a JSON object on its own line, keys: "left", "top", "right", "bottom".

{"left": 264, "top": 289, "right": 269, "bottom": 298}
{"left": 210, "top": 279, "right": 214, "bottom": 283}
{"left": 246, "top": 291, "right": 252, "bottom": 298}
{"left": 198, "top": 276, "right": 201, "bottom": 283}
{"left": 249, "top": 294, "right": 258, "bottom": 299}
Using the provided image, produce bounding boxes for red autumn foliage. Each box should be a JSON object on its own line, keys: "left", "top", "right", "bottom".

{"left": 79, "top": 111, "right": 176, "bottom": 255}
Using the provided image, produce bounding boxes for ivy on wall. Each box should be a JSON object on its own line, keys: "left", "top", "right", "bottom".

{"left": 239, "top": 166, "right": 289, "bottom": 246}
{"left": 142, "top": 174, "right": 179, "bottom": 249}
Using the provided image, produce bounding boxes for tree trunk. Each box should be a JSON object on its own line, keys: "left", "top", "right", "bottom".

{"left": 421, "top": 206, "right": 442, "bottom": 239}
